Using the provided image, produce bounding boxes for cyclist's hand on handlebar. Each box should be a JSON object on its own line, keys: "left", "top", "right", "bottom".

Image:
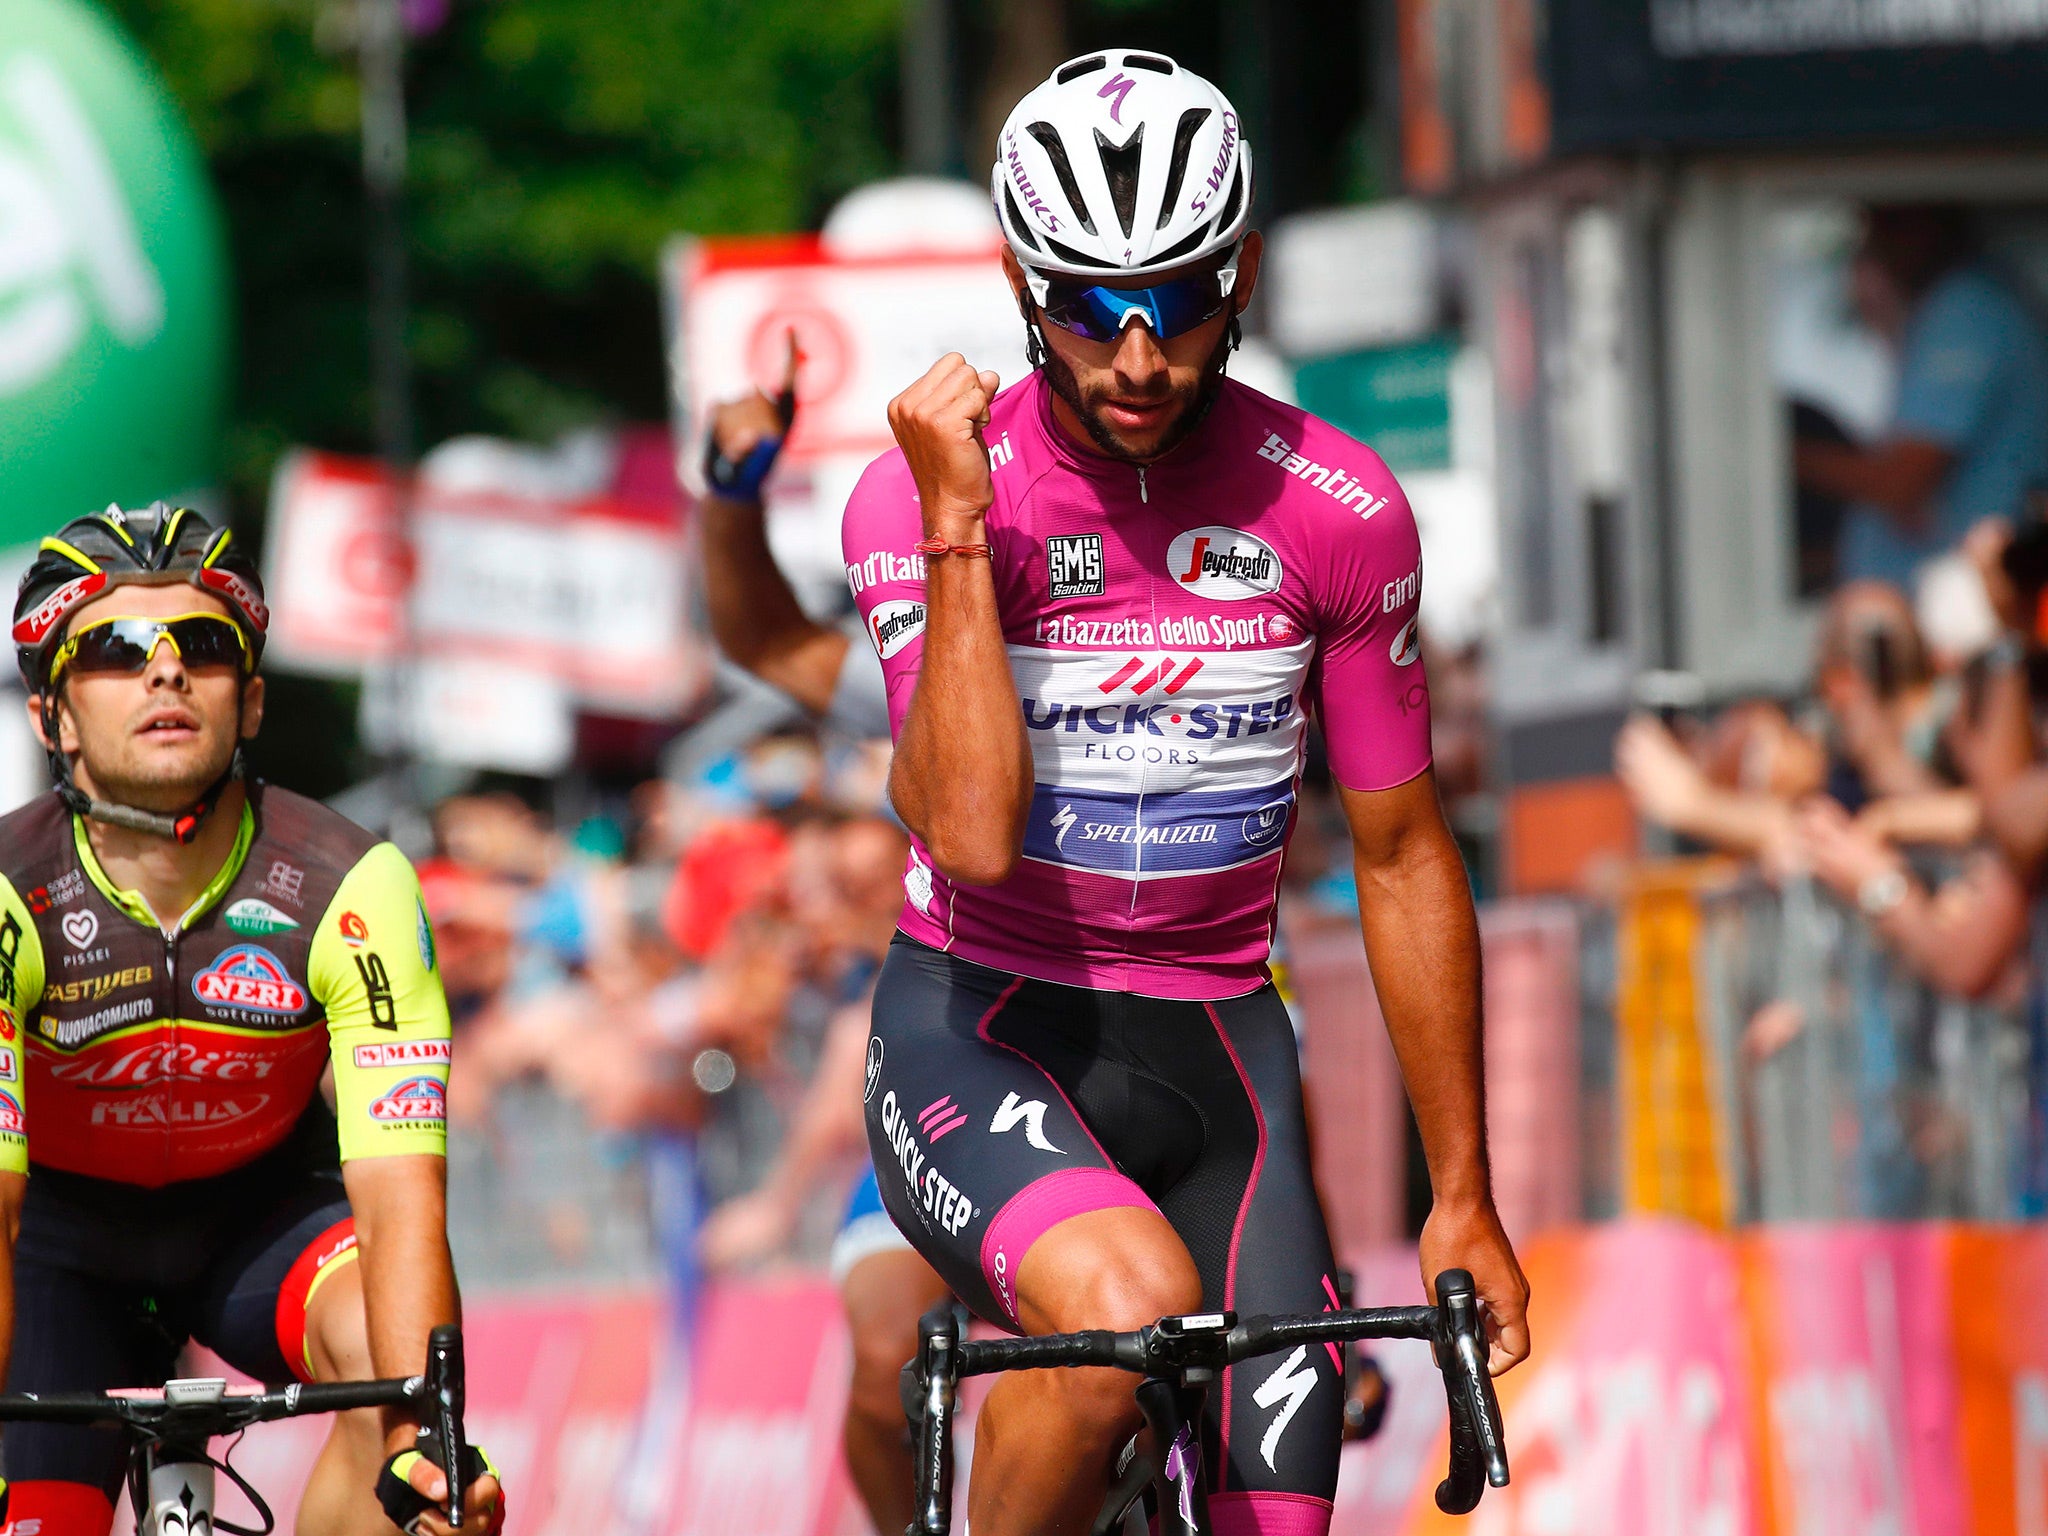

{"left": 1419, "top": 1199, "right": 1531, "bottom": 1376}
{"left": 888, "top": 353, "right": 1002, "bottom": 538}
{"left": 381, "top": 1446, "right": 505, "bottom": 1536}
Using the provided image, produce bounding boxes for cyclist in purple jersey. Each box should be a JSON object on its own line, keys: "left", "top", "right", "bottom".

{"left": 847, "top": 51, "right": 1527, "bottom": 1536}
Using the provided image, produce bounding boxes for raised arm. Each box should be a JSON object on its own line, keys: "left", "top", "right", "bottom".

{"left": 698, "top": 381, "right": 850, "bottom": 715}
{"left": 881, "top": 356, "right": 1031, "bottom": 885}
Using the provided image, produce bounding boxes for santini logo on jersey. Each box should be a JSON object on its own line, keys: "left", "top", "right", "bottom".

{"left": 192, "top": 946, "right": 307, "bottom": 1015}
{"left": 1167, "top": 527, "right": 1282, "bottom": 600}
{"left": 869, "top": 599, "right": 927, "bottom": 659}
{"left": 1255, "top": 433, "right": 1389, "bottom": 520}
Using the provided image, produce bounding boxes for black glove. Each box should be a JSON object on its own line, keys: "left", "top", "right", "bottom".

{"left": 376, "top": 1438, "right": 499, "bottom": 1534}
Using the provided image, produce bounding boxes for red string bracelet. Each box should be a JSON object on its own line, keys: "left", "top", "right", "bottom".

{"left": 914, "top": 537, "right": 993, "bottom": 559}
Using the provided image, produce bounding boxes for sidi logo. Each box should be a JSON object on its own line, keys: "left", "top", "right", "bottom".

{"left": 0, "top": 54, "right": 165, "bottom": 398}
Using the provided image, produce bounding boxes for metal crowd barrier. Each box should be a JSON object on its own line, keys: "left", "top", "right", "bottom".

{"left": 1688, "top": 869, "right": 2034, "bottom": 1223}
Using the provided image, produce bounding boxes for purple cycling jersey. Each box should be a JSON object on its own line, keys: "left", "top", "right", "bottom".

{"left": 842, "top": 372, "right": 1430, "bottom": 999}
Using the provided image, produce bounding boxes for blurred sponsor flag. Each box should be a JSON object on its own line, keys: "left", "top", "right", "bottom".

{"left": 265, "top": 445, "right": 701, "bottom": 775}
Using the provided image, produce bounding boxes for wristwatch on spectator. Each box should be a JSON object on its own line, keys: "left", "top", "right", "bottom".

{"left": 1857, "top": 867, "right": 1910, "bottom": 918}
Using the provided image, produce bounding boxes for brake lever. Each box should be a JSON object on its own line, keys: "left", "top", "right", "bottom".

{"left": 422, "top": 1326, "right": 468, "bottom": 1527}
{"left": 1429, "top": 1270, "right": 1510, "bottom": 1513}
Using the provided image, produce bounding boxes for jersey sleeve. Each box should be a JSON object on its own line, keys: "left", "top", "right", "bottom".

{"left": 1305, "top": 452, "right": 1433, "bottom": 793}
{"left": 308, "top": 842, "right": 452, "bottom": 1161}
{"left": 0, "top": 876, "right": 42, "bottom": 1175}
{"left": 840, "top": 450, "right": 929, "bottom": 741}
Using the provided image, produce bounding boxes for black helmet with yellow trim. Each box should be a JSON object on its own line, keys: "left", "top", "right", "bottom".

{"left": 12, "top": 502, "right": 269, "bottom": 844}
{"left": 13, "top": 502, "right": 268, "bottom": 692}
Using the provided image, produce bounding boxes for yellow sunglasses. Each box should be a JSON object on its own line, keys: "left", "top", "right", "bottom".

{"left": 48, "top": 612, "right": 252, "bottom": 685}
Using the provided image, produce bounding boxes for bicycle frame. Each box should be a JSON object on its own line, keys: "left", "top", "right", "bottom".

{"left": 0, "top": 1325, "right": 470, "bottom": 1536}
{"left": 908, "top": 1270, "right": 1509, "bottom": 1536}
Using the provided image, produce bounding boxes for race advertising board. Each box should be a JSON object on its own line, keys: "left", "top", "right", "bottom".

{"left": 264, "top": 449, "right": 697, "bottom": 720}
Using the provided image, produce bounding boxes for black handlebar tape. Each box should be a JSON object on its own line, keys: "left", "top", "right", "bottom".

{"left": 1226, "top": 1307, "right": 1436, "bottom": 1363}
{"left": 954, "top": 1330, "right": 1143, "bottom": 1376}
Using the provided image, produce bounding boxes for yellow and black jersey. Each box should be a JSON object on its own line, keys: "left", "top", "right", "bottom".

{"left": 0, "top": 785, "right": 450, "bottom": 1187}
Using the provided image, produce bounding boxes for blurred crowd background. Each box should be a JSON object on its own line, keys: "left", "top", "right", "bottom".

{"left": 6, "top": 0, "right": 2048, "bottom": 1523}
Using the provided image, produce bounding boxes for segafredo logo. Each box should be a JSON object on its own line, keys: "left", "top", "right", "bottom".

{"left": 869, "top": 599, "right": 927, "bottom": 660}
{"left": 1167, "top": 527, "right": 1282, "bottom": 600}
{"left": 191, "top": 944, "right": 307, "bottom": 1015}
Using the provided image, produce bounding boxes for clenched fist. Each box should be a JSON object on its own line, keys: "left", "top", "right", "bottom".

{"left": 888, "top": 354, "right": 1001, "bottom": 539}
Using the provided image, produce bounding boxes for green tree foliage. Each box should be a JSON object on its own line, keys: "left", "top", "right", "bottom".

{"left": 103, "top": 0, "right": 903, "bottom": 500}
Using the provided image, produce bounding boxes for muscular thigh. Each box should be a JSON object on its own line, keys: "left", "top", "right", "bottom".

{"left": 1018, "top": 982, "right": 1342, "bottom": 1503}
{"left": 863, "top": 938, "right": 1160, "bottom": 1328}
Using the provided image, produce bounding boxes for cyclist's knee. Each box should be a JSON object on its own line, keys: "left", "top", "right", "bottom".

{"left": 1016, "top": 1208, "right": 1201, "bottom": 1336}
{"left": 10, "top": 1479, "right": 116, "bottom": 1535}
{"left": 299, "top": 1251, "right": 371, "bottom": 1384}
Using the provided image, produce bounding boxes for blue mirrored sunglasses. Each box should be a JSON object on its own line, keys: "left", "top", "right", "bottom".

{"left": 1025, "top": 247, "right": 1241, "bottom": 343}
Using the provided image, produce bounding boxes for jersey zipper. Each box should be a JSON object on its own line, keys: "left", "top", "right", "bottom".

{"left": 162, "top": 927, "right": 178, "bottom": 1179}
{"left": 1137, "top": 465, "right": 1149, "bottom": 504}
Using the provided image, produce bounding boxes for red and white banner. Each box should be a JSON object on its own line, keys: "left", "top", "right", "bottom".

{"left": 263, "top": 450, "right": 697, "bottom": 719}
{"left": 664, "top": 236, "right": 1028, "bottom": 475}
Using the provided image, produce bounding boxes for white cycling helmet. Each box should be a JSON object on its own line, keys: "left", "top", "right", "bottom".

{"left": 991, "top": 51, "right": 1253, "bottom": 282}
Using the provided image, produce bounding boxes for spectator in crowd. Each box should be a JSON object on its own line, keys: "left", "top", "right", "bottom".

{"left": 1795, "top": 204, "right": 2048, "bottom": 585}
{"left": 1617, "top": 561, "right": 2032, "bottom": 999}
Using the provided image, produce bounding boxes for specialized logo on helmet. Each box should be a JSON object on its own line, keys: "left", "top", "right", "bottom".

{"left": 1003, "top": 131, "right": 1062, "bottom": 233}
{"left": 191, "top": 945, "right": 308, "bottom": 1015}
{"left": 1098, "top": 72, "right": 1137, "bottom": 123}
{"left": 1190, "top": 111, "right": 1240, "bottom": 217}
{"left": 13, "top": 571, "right": 108, "bottom": 646}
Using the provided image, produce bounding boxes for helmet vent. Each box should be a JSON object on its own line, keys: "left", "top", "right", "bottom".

{"left": 1122, "top": 53, "right": 1174, "bottom": 74}
{"left": 1025, "top": 121, "right": 1097, "bottom": 235}
{"left": 1093, "top": 125, "right": 1145, "bottom": 240}
{"left": 1002, "top": 186, "right": 1043, "bottom": 251}
{"left": 1156, "top": 108, "right": 1211, "bottom": 228}
{"left": 1149, "top": 225, "right": 1210, "bottom": 266}
{"left": 1042, "top": 235, "right": 1115, "bottom": 269}
{"left": 1056, "top": 55, "right": 1107, "bottom": 84}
